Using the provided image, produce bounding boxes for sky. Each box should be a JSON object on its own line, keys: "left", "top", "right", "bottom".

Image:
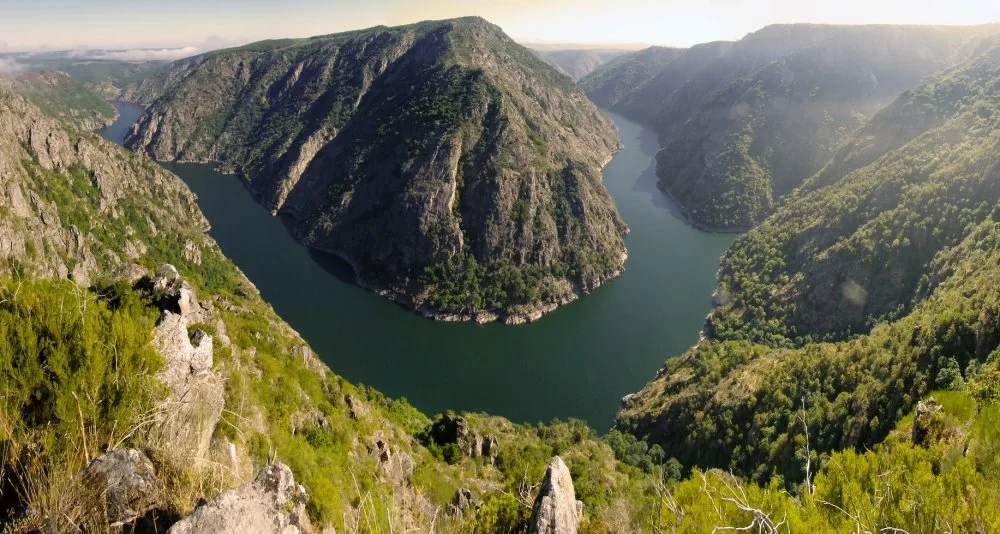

{"left": 1, "top": 0, "right": 999, "bottom": 54}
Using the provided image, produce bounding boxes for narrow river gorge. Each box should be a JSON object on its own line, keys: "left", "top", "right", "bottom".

{"left": 100, "top": 102, "right": 736, "bottom": 428}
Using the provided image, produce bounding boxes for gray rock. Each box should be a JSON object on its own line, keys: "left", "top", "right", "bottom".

{"left": 154, "top": 264, "right": 180, "bottom": 291}
{"left": 79, "top": 449, "right": 157, "bottom": 524}
{"left": 529, "top": 457, "right": 581, "bottom": 534}
{"left": 167, "top": 463, "right": 311, "bottom": 534}
{"left": 150, "top": 309, "right": 223, "bottom": 464}
{"left": 453, "top": 487, "right": 478, "bottom": 513}
{"left": 434, "top": 414, "right": 500, "bottom": 463}
{"left": 366, "top": 431, "right": 414, "bottom": 484}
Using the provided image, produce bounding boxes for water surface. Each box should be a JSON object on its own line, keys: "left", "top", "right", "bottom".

{"left": 101, "top": 101, "right": 735, "bottom": 428}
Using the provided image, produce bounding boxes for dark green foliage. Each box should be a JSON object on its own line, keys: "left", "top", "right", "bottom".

{"left": 710, "top": 47, "right": 1000, "bottom": 346}
{"left": 602, "top": 431, "right": 671, "bottom": 475}
{"left": 419, "top": 255, "right": 559, "bottom": 314}
{"left": 0, "top": 277, "right": 163, "bottom": 472}
{"left": 623, "top": 201, "right": 1000, "bottom": 488}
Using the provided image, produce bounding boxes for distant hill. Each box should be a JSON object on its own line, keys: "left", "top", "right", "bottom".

{"left": 582, "top": 23, "right": 1000, "bottom": 230}
{"left": 529, "top": 47, "right": 632, "bottom": 80}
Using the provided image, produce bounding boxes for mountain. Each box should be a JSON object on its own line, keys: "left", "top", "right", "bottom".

{"left": 582, "top": 24, "right": 1000, "bottom": 230}
{"left": 529, "top": 48, "right": 631, "bottom": 80}
{"left": 618, "top": 43, "right": 1000, "bottom": 487}
{"left": 124, "top": 17, "right": 628, "bottom": 324}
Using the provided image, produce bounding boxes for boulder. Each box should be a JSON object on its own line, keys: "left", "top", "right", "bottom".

{"left": 529, "top": 457, "right": 582, "bottom": 534}
{"left": 149, "top": 264, "right": 213, "bottom": 324}
{"left": 167, "top": 463, "right": 311, "bottom": 534}
{"left": 79, "top": 449, "right": 157, "bottom": 524}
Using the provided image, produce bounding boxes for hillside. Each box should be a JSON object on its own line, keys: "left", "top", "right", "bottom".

{"left": 582, "top": 24, "right": 999, "bottom": 230}
{"left": 9, "top": 71, "right": 117, "bottom": 130}
{"left": 124, "top": 17, "right": 628, "bottom": 324}
{"left": 618, "top": 43, "right": 1000, "bottom": 491}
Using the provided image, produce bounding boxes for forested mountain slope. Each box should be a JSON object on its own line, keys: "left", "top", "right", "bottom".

{"left": 619, "top": 44, "right": 1000, "bottom": 493}
{"left": 582, "top": 23, "right": 1000, "bottom": 230}
{"left": 124, "top": 17, "right": 628, "bottom": 324}
{"left": 5, "top": 37, "right": 1000, "bottom": 534}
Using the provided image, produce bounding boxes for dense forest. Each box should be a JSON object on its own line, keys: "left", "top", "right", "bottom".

{"left": 617, "top": 42, "right": 1000, "bottom": 533}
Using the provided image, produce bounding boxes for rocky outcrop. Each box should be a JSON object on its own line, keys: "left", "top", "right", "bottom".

{"left": 912, "top": 398, "right": 945, "bottom": 447}
{"left": 126, "top": 17, "right": 627, "bottom": 322}
{"left": 366, "top": 431, "right": 415, "bottom": 485}
{"left": 167, "top": 463, "right": 311, "bottom": 534}
{"left": 148, "top": 265, "right": 224, "bottom": 465}
{"left": 529, "top": 457, "right": 582, "bottom": 534}
{"left": 79, "top": 449, "right": 157, "bottom": 525}
{"left": 446, "top": 487, "right": 480, "bottom": 517}
{"left": 430, "top": 413, "right": 500, "bottom": 464}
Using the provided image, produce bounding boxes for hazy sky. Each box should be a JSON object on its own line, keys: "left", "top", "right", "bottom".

{"left": 2, "top": 0, "right": 999, "bottom": 53}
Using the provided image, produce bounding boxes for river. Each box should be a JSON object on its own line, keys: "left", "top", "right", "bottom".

{"left": 100, "top": 101, "right": 735, "bottom": 428}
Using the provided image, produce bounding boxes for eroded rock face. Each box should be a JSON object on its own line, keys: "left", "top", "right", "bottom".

{"left": 529, "top": 457, "right": 582, "bottom": 534}
{"left": 366, "top": 431, "right": 415, "bottom": 484}
{"left": 79, "top": 449, "right": 157, "bottom": 524}
{"left": 149, "top": 266, "right": 224, "bottom": 465}
{"left": 167, "top": 463, "right": 311, "bottom": 534}
{"left": 431, "top": 414, "right": 500, "bottom": 464}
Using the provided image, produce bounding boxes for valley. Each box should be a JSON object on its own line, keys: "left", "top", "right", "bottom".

{"left": 4, "top": 7, "right": 1000, "bottom": 532}
{"left": 101, "top": 101, "right": 734, "bottom": 427}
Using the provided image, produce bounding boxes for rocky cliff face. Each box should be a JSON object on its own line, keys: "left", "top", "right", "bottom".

{"left": 0, "top": 79, "right": 214, "bottom": 286}
{"left": 126, "top": 17, "right": 627, "bottom": 323}
{"left": 582, "top": 24, "right": 1000, "bottom": 230}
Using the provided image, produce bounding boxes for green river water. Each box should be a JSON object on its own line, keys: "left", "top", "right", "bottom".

{"left": 100, "top": 102, "right": 735, "bottom": 428}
